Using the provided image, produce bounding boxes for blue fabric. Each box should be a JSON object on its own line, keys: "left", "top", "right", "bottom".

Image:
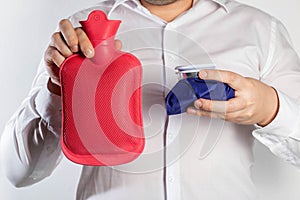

{"left": 165, "top": 78, "right": 235, "bottom": 115}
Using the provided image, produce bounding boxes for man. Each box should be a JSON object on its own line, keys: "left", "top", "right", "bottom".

{"left": 1, "top": 0, "right": 300, "bottom": 199}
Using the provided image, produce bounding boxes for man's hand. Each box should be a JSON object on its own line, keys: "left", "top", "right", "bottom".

{"left": 44, "top": 19, "right": 122, "bottom": 95}
{"left": 186, "top": 70, "right": 279, "bottom": 127}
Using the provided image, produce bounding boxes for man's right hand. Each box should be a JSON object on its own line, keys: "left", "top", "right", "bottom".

{"left": 44, "top": 19, "right": 122, "bottom": 95}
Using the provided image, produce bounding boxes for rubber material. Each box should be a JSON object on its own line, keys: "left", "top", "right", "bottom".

{"left": 60, "top": 10, "right": 144, "bottom": 166}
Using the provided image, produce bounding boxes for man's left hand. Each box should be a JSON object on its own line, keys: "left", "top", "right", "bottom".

{"left": 186, "top": 69, "right": 279, "bottom": 126}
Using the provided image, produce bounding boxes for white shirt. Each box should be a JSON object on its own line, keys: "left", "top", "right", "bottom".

{"left": 1, "top": 0, "right": 300, "bottom": 199}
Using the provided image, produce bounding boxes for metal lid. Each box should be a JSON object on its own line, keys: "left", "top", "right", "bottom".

{"left": 175, "top": 64, "right": 216, "bottom": 73}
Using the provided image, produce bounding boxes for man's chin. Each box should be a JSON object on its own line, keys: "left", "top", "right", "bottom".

{"left": 142, "top": 0, "right": 178, "bottom": 6}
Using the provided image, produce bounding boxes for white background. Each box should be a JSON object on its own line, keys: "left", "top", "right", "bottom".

{"left": 0, "top": 0, "right": 299, "bottom": 199}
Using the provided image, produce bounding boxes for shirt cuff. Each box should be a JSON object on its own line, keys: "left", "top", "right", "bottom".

{"left": 35, "top": 82, "right": 62, "bottom": 130}
{"left": 254, "top": 90, "right": 300, "bottom": 140}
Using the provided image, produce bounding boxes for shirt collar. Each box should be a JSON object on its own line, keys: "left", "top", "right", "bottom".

{"left": 109, "top": 0, "right": 231, "bottom": 15}
{"left": 211, "top": 0, "right": 230, "bottom": 13}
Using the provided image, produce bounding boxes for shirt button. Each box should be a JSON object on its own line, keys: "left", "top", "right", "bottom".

{"left": 168, "top": 176, "right": 175, "bottom": 183}
{"left": 168, "top": 134, "right": 173, "bottom": 139}
{"left": 46, "top": 146, "right": 52, "bottom": 152}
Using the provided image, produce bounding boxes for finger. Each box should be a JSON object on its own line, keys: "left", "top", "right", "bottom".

{"left": 186, "top": 107, "right": 226, "bottom": 120}
{"left": 59, "top": 19, "right": 79, "bottom": 52}
{"left": 224, "top": 109, "right": 255, "bottom": 125}
{"left": 194, "top": 97, "right": 246, "bottom": 113}
{"left": 75, "top": 28, "right": 94, "bottom": 58}
{"left": 187, "top": 106, "right": 255, "bottom": 125}
{"left": 198, "top": 69, "right": 245, "bottom": 90}
{"left": 45, "top": 46, "right": 66, "bottom": 68}
{"left": 114, "top": 39, "right": 122, "bottom": 50}
{"left": 50, "top": 32, "right": 73, "bottom": 57}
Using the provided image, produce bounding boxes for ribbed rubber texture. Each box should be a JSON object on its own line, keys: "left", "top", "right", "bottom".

{"left": 60, "top": 52, "right": 144, "bottom": 166}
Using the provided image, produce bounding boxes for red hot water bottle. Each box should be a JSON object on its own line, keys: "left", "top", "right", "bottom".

{"left": 59, "top": 10, "right": 144, "bottom": 166}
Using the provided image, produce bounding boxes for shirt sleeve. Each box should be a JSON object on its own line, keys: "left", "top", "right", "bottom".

{"left": 0, "top": 58, "right": 63, "bottom": 187}
{"left": 0, "top": 9, "right": 93, "bottom": 187}
{"left": 252, "top": 17, "right": 300, "bottom": 167}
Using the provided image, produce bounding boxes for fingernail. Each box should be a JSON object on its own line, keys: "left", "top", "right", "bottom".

{"left": 195, "top": 101, "right": 202, "bottom": 109}
{"left": 187, "top": 107, "right": 197, "bottom": 115}
{"left": 85, "top": 49, "right": 94, "bottom": 58}
{"left": 72, "top": 45, "right": 79, "bottom": 52}
{"left": 199, "top": 70, "right": 207, "bottom": 78}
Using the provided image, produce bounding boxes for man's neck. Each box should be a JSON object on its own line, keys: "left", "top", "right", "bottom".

{"left": 140, "top": 0, "right": 194, "bottom": 22}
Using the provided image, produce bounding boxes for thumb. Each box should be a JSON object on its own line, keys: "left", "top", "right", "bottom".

{"left": 198, "top": 69, "right": 244, "bottom": 91}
